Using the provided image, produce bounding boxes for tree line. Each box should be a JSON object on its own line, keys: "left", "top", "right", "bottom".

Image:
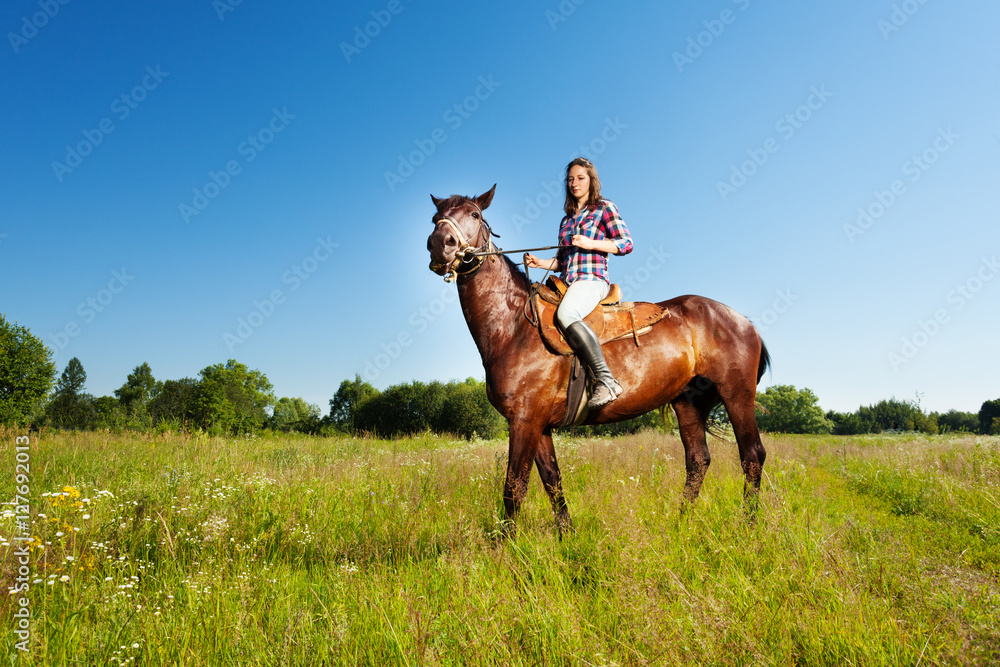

{"left": 2, "top": 315, "right": 998, "bottom": 437}
{"left": 755, "top": 384, "right": 999, "bottom": 435}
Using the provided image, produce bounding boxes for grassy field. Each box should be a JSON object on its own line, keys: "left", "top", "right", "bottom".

{"left": 2, "top": 426, "right": 999, "bottom": 665}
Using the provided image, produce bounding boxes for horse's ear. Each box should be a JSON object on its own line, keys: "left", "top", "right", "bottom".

{"left": 430, "top": 194, "right": 445, "bottom": 210}
{"left": 475, "top": 184, "right": 496, "bottom": 211}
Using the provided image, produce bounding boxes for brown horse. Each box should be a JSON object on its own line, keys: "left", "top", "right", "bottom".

{"left": 426, "top": 185, "right": 770, "bottom": 535}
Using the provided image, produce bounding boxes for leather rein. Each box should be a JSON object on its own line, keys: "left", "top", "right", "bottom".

{"left": 430, "top": 203, "right": 571, "bottom": 283}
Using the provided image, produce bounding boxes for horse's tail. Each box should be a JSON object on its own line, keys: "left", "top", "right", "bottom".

{"left": 757, "top": 339, "right": 771, "bottom": 384}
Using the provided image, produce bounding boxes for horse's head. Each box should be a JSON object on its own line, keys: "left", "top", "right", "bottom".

{"left": 426, "top": 184, "right": 497, "bottom": 282}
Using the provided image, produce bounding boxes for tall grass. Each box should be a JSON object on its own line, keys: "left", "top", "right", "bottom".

{"left": 2, "top": 427, "right": 998, "bottom": 665}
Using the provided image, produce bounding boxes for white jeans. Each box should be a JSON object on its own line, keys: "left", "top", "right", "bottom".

{"left": 556, "top": 278, "right": 609, "bottom": 330}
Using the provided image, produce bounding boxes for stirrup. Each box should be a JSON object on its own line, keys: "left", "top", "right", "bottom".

{"left": 588, "top": 381, "right": 622, "bottom": 409}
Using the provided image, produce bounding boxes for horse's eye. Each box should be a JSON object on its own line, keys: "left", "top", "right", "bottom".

{"left": 472, "top": 212, "right": 480, "bottom": 219}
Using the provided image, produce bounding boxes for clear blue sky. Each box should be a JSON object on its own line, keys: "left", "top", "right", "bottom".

{"left": 2, "top": 0, "right": 997, "bottom": 415}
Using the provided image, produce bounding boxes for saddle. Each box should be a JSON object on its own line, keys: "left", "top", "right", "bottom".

{"left": 532, "top": 277, "right": 669, "bottom": 356}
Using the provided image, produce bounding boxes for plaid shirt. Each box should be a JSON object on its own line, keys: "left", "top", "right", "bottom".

{"left": 557, "top": 199, "right": 633, "bottom": 284}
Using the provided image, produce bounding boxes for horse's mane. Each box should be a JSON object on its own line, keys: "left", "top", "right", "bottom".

{"left": 501, "top": 255, "right": 531, "bottom": 292}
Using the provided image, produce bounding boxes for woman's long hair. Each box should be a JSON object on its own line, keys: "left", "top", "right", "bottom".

{"left": 563, "top": 157, "right": 603, "bottom": 216}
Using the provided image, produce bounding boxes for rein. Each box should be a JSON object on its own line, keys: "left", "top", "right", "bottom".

{"left": 467, "top": 244, "right": 565, "bottom": 258}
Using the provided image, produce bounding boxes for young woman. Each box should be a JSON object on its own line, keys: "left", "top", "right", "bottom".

{"left": 525, "top": 157, "right": 633, "bottom": 408}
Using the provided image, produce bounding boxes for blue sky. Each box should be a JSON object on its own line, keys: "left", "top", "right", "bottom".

{"left": 2, "top": 0, "right": 997, "bottom": 416}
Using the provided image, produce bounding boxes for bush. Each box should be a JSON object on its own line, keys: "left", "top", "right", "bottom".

{"left": 933, "top": 410, "right": 980, "bottom": 433}
{"left": 979, "top": 399, "right": 1000, "bottom": 435}
{"left": 755, "top": 385, "right": 832, "bottom": 434}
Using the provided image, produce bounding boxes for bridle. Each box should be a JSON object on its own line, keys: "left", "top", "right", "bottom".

{"left": 429, "top": 203, "right": 500, "bottom": 283}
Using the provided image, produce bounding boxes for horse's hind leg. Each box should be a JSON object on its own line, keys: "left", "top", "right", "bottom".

{"left": 534, "top": 427, "right": 573, "bottom": 538}
{"left": 671, "top": 382, "right": 717, "bottom": 504}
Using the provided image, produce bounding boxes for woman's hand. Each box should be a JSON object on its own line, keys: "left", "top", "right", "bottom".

{"left": 524, "top": 254, "right": 557, "bottom": 270}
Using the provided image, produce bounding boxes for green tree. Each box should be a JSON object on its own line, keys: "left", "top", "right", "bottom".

{"left": 55, "top": 357, "right": 87, "bottom": 395}
{"left": 116, "top": 362, "right": 158, "bottom": 411}
{"left": 0, "top": 314, "right": 57, "bottom": 425}
{"left": 436, "top": 378, "right": 505, "bottom": 440}
{"left": 271, "top": 397, "right": 322, "bottom": 432}
{"left": 932, "top": 410, "right": 979, "bottom": 433}
{"left": 46, "top": 357, "right": 97, "bottom": 429}
{"left": 755, "top": 385, "right": 832, "bottom": 434}
{"left": 149, "top": 378, "right": 198, "bottom": 428}
{"left": 329, "top": 375, "right": 380, "bottom": 432}
{"left": 192, "top": 360, "right": 274, "bottom": 435}
{"left": 859, "top": 398, "right": 928, "bottom": 432}
{"left": 114, "top": 362, "right": 160, "bottom": 429}
{"left": 826, "top": 410, "right": 875, "bottom": 435}
{"left": 93, "top": 395, "right": 127, "bottom": 431}
{"left": 979, "top": 399, "right": 1000, "bottom": 435}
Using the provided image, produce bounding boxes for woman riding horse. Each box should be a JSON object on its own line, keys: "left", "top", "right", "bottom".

{"left": 525, "top": 158, "right": 633, "bottom": 409}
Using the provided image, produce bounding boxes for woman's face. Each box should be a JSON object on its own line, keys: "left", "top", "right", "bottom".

{"left": 567, "top": 165, "right": 590, "bottom": 203}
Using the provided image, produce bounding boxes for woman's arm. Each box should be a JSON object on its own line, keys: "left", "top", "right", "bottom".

{"left": 524, "top": 253, "right": 559, "bottom": 270}
{"left": 570, "top": 235, "right": 623, "bottom": 255}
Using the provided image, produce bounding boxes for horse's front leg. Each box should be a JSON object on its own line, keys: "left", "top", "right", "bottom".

{"left": 502, "top": 421, "right": 541, "bottom": 537}
{"left": 534, "top": 427, "right": 573, "bottom": 538}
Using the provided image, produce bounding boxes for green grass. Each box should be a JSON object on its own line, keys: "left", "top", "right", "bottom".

{"left": 2, "top": 427, "right": 999, "bottom": 665}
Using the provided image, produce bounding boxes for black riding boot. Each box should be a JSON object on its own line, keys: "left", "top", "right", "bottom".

{"left": 563, "top": 321, "right": 622, "bottom": 409}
